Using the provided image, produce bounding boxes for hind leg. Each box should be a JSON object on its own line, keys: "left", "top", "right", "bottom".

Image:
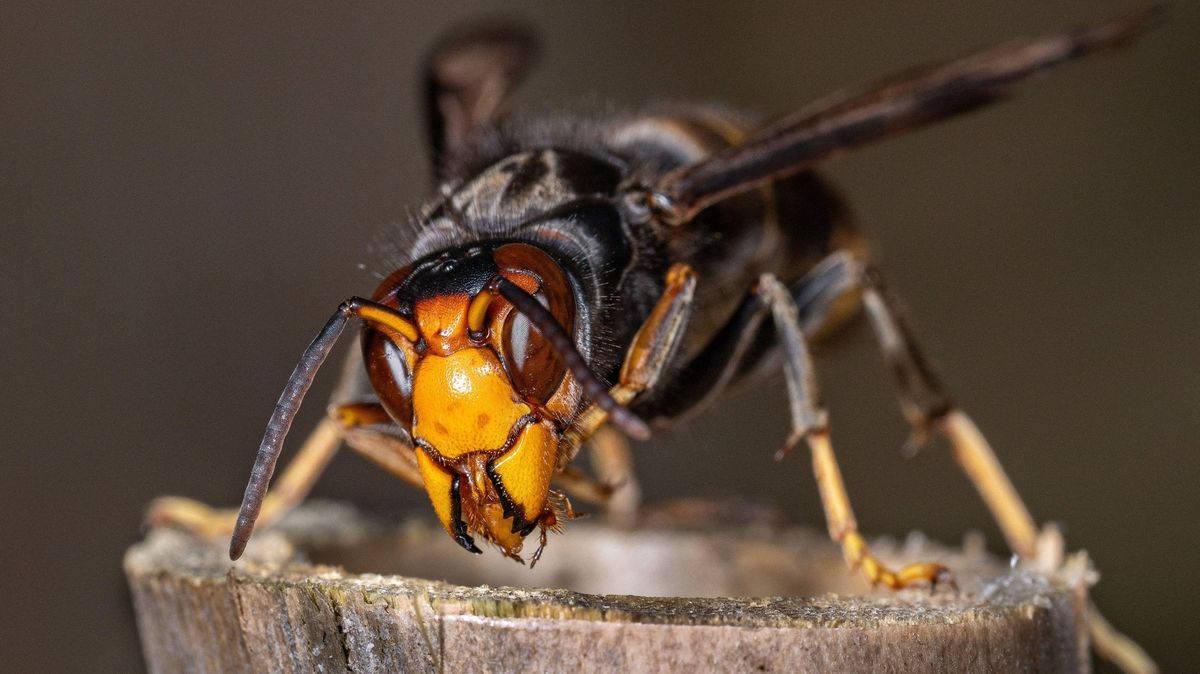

{"left": 860, "top": 266, "right": 1156, "bottom": 673}
{"left": 859, "top": 267, "right": 1040, "bottom": 556}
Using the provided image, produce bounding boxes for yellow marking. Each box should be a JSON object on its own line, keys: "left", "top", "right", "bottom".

{"left": 467, "top": 291, "right": 495, "bottom": 334}
{"left": 358, "top": 305, "right": 418, "bottom": 343}
{"left": 492, "top": 422, "right": 556, "bottom": 524}
{"left": 482, "top": 500, "right": 524, "bottom": 552}
{"left": 411, "top": 348, "right": 529, "bottom": 458}
{"left": 456, "top": 453, "right": 528, "bottom": 555}
{"left": 415, "top": 448, "right": 455, "bottom": 537}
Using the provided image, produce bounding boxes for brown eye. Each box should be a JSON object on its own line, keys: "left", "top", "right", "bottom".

{"left": 492, "top": 243, "right": 578, "bottom": 404}
{"left": 501, "top": 292, "right": 567, "bottom": 402}
{"left": 362, "top": 329, "right": 414, "bottom": 429}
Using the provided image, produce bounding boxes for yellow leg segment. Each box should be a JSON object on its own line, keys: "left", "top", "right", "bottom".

{"left": 552, "top": 427, "right": 640, "bottom": 527}
{"left": 560, "top": 263, "right": 696, "bottom": 463}
{"left": 562, "top": 384, "right": 637, "bottom": 462}
{"left": 553, "top": 467, "right": 615, "bottom": 505}
{"left": 809, "top": 430, "right": 948, "bottom": 589}
{"left": 939, "top": 410, "right": 1039, "bottom": 558}
{"left": 146, "top": 417, "right": 342, "bottom": 538}
{"left": 1088, "top": 604, "right": 1159, "bottom": 674}
{"left": 333, "top": 403, "right": 423, "bottom": 488}
{"left": 587, "top": 427, "right": 640, "bottom": 527}
{"left": 862, "top": 270, "right": 1157, "bottom": 672}
{"left": 148, "top": 401, "right": 427, "bottom": 540}
{"left": 939, "top": 410, "right": 1158, "bottom": 674}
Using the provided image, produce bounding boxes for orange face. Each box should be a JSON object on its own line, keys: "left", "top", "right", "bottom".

{"left": 361, "top": 244, "right": 582, "bottom": 561}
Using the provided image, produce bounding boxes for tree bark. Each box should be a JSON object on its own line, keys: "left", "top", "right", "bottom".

{"left": 125, "top": 501, "right": 1094, "bottom": 673}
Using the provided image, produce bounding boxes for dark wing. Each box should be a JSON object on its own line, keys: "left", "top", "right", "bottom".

{"left": 650, "top": 7, "right": 1162, "bottom": 225}
{"left": 424, "top": 20, "right": 541, "bottom": 179}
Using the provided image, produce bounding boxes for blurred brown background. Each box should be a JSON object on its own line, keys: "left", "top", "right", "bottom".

{"left": 2, "top": 1, "right": 1196, "bottom": 671}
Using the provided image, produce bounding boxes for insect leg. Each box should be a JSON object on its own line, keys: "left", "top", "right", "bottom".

{"left": 635, "top": 250, "right": 865, "bottom": 424}
{"left": 552, "top": 467, "right": 614, "bottom": 505}
{"left": 227, "top": 297, "right": 422, "bottom": 560}
{"left": 561, "top": 263, "right": 697, "bottom": 455}
{"left": 860, "top": 268, "right": 1036, "bottom": 556}
{"left": 147, "top": 341, "right": 421, "bottom": 540}
{"left": 586, "top": 427, "right": 640, "bottom": 527}
{"left": 860, "top": 267, "right": 1157, "bottom": 674}
{"left": 147, "top": 402, "right": 426, "bottom": 539}
{"left": 759, "top": 273, "right": 949, "bottom": 589}
{"left": 145, "top": 417, "right": 342, "bottom": 539}
{"left": 552, "top": 427, "right": 640, "bottom": 526}
{"left": 332, "top": 402, "right": 423, "bottom": 489}
{"left": 145, "top": 345, "right": 376, "bottom": 538}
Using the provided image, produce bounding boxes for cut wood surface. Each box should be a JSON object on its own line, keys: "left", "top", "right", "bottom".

{"left": 125, "top": 501, "right": 1095, "bottom": 673}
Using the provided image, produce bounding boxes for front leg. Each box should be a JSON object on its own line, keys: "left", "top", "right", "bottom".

{"left": 544, "top": 264, "right": 693, "bottom": 528}
{"left": 561, "top": 263, "right": 697, "bottom": 458}
{"left": 146, "top": 417, "right": 342, "bottom": 539}
{"left": 553, "top": 427, "right": 641, "bottom": 527}
{"left": 148, "top": 403, "right": 422, "bottom": 540}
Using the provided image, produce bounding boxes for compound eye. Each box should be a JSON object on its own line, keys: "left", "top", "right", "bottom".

{"left": 370, "top": 264, "right": 415, "bottom": 309}
{"left": 492, "top": 243, "right": 577, "bottom": 404}
{"left": 362, "top": 328, "right": 414, "bottom": 429}
{"left": 501, "top": 292, "right": 568, "bottom": 402}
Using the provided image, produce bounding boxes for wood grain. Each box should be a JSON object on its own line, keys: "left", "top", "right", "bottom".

{"left": 126, "top": 501, "right": 1095, "bottom": 673}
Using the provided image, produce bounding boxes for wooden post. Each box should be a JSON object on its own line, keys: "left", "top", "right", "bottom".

{"left": 125, "top": 501, "right": 1095, "bottom": 673}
